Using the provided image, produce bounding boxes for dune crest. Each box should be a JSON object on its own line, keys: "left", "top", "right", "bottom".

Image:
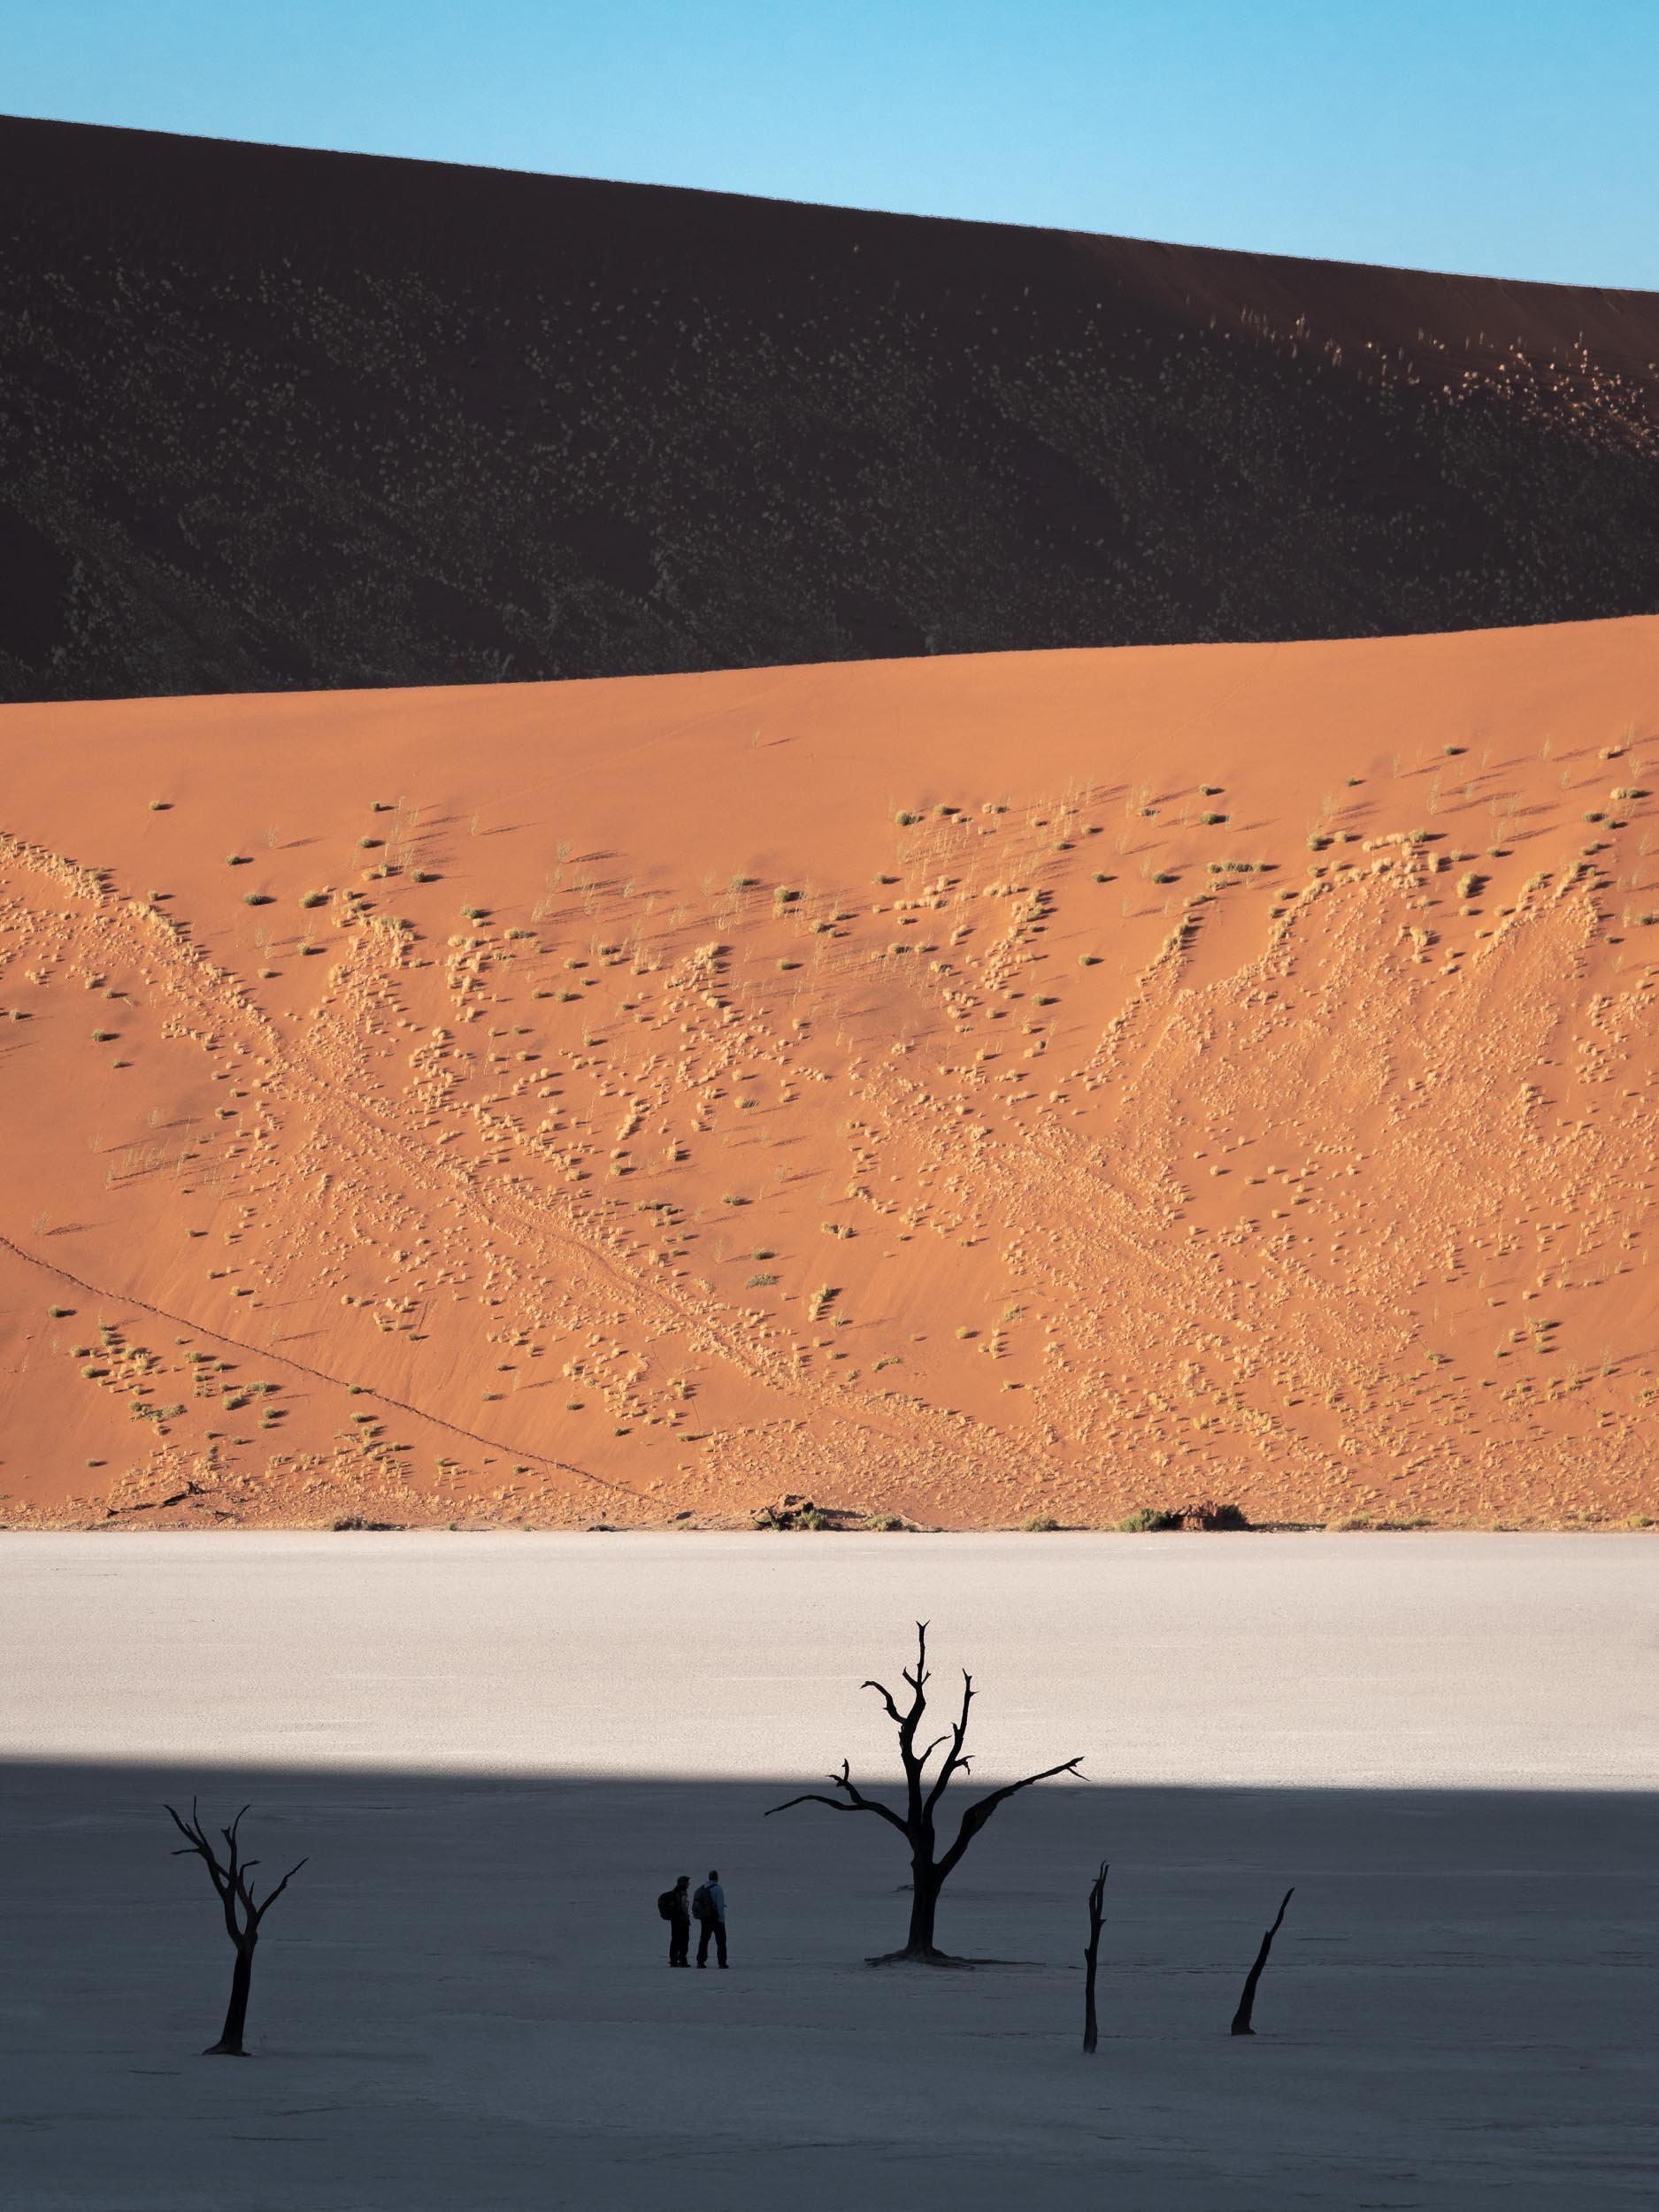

{"left": 3, "top": 617, "right": 1657, "bottom": 1529}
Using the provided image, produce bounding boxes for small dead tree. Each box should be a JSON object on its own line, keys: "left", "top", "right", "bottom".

{"left": 165, "top": 1801, "right": 307, "bottom": 2055}
{"left": 765, "top": 1622, "right": 1083, "bottom": 1963}
{"left": 1082, "top": 1860, "right": 1109, "bottom": 2053}
{"left": 1229, "top": 1886, "right": 1294, "bottom": 2036}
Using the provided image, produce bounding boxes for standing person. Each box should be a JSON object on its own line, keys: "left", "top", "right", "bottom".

{"left": 693, "top": 1869, "right": 727, "bottom": 1969}
{"left": 660, "top": 1874, "right": 692, "bottom": 1968}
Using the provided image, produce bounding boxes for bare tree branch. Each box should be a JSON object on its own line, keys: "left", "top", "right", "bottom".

{"left": 938, "top": 1755, "right": 1085, "bottom": 1881}
{"left": 861, "top": 1678, "right": 905, "bottom": 1727}
{"left": 899, "top": 1621, "right": 931, "bottom": 1701}
{"left": 166, "top": 1801, "right": 241, "bottom": 1936}
{"left": 250, "top": 1860, "right": 309, "bottom": 1924}
{"left": 923, "top": 1671, "right": 976, "bottom": 1816}
{"left": 766, "top": 1791, "right": 868, "bottom": 1816}
{"left": 765, "top": 1761, "right": 909, "bottom": 1834}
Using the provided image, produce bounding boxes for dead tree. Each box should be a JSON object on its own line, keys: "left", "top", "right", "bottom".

{"left": 165, "top": 1801, "right": 307, "bottom": 2055}
{"left": 765, "top": 1622, "right": 1083, "bottom": 1963}
{"left": 1082, "top": 1860, "right": 1109, "bottom": 2052}
{"left": 1229, "top": 1886, "right": 1294, "bottom": 2036}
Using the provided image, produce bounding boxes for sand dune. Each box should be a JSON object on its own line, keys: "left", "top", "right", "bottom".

{"left": 3, "top": 616, "right": 1658, "bottom": 1529}
{"left": 7, "top": 113, "right": 1659, "bottom": 702}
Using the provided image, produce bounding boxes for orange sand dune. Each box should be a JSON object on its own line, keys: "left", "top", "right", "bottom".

{"left": 3, "top": 618, "right": 1658, "bottom": 1530}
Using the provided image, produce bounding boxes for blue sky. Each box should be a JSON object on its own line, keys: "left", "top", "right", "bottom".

{"left": 4, "top": 0, "right": 1658, "bottom": 287}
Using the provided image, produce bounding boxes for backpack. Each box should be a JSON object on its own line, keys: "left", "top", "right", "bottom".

{"left": 691, "top": 1883, "right": 713, "bottom": 1922}
{"left": 657, "top": 1888, "right": 680, "bottom": 1921}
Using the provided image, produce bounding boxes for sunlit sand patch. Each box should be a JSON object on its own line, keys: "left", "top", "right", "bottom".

{"left": 2, "top": 617, "right": 1658, "bottom": 1530}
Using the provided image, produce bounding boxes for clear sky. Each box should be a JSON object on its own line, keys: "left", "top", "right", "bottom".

{"left": 4, "top": 0, "right": 1658, "bottom": 288}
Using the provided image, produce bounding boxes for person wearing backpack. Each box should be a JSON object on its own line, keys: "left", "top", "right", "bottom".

{"left": 693, "top": 1869, "right": 727, "bottom": 1969}
{"left": 658, "top": 1874, "right": 692, "bottom": 1967}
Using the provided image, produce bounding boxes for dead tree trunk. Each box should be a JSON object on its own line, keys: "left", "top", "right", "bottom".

{"left": 765, "top": 1622, "right": 1083, "bottom": 1964}
{"left": 217, "top": 1944, "right": 255, "bottom": 2055}
{"left": 904, "top": 1860, "right": 944, "bottom": 1955}
{"left": 1082, "top": 1860, "right": 1108, "bottom": 2053}
{"left": 1230, "top": 1886, "right": 1294, "bottom": 2036}
{"left": 165, "top": 1801, "right": 306, "bottom": 2055}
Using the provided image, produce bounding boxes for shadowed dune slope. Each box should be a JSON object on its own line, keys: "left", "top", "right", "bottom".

{"left": 8, "top": 114, "right": 1659, "bottom": 703}
{"left": 3, "top": 616, "right": 1659, "bottom": 1530}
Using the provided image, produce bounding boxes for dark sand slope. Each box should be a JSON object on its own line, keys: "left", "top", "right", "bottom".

{"left": 6, "top": 112, "right": 1659, "bottom": 703}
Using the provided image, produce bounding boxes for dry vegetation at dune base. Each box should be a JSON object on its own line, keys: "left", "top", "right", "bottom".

{"left": 3, "top": 617, "right": 1659, "bottom": 1532}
